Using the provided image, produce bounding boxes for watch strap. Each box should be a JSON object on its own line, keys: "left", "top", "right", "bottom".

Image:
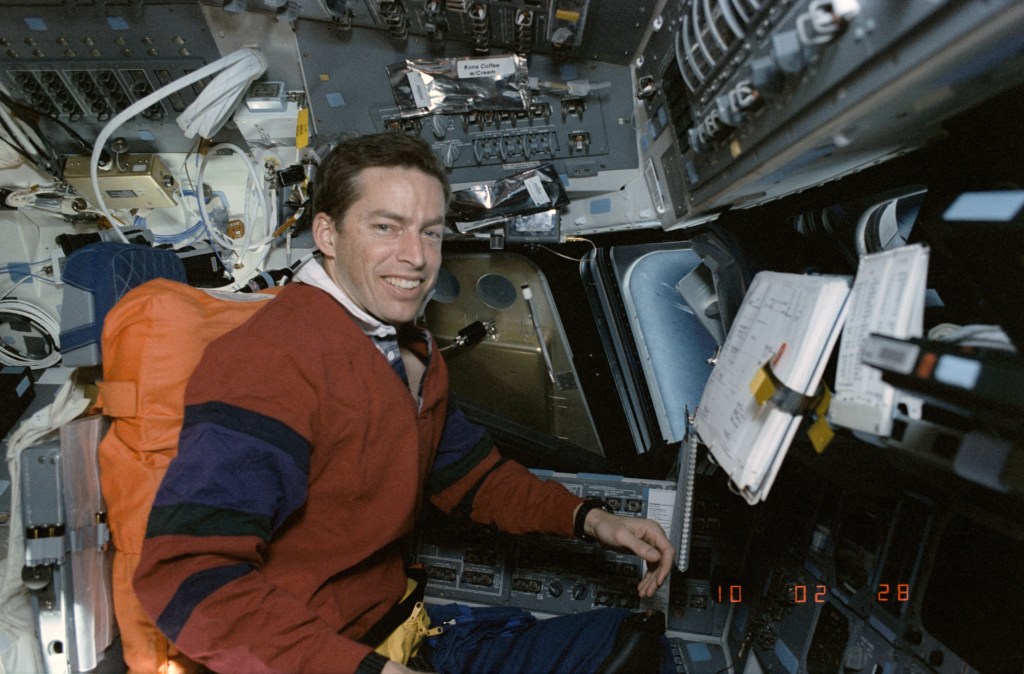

{"left": 574, "top": 498, "right": 614, "bottom": 542}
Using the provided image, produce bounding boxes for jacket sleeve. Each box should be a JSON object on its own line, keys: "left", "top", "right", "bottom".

{"left": 132, "top": 340, "right": 380, "bottom": 674}
{"left": 427, "top": 403, "right": 583, "bottom": 538}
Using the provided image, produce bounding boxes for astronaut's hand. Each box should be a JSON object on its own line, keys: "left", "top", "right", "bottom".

{"left": 580, "top": 508, "right": 675, "bottom": 597}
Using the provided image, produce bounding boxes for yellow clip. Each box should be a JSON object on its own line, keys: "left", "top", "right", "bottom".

{"left": 807, "top": 387, "right": 834, "bottom": 454}
{"left": 749, "top": 365, "right": 776, "bottom": 406}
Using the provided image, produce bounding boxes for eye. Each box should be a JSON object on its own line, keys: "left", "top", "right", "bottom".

{"left": 423, "top": 227, "right": 443, "bottom": 240}
{"left": 374, "top": 223, "right": 393, "bottom": 233}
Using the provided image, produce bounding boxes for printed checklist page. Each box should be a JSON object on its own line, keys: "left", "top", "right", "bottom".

{"left": 694, "top": 271, "right": 851, "bottom": 503}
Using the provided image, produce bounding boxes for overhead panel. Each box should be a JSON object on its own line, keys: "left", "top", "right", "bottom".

{"left": 0, "top": 3, "right": 225, "bottom": 154}
{"left": 296, "top": 17, "right": 638, "bottom": 184}
{"left": 631, "top": 0, "right": 1024, "bottom": 226}
{"left": 299, "top": 0, "right": 655, "bottom": 66}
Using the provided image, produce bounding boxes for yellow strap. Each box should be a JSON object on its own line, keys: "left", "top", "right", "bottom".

{"left": 373, "top": 601, "right": 434, "bottom": 663}
{"left": 807, "top": 387, "right": 835, "bottom": 454}
{"left": 750, "top": 359, "right": 837, "bottom": 454}
{"left": 749, "top": 366, "right": 775, "bottom": 405}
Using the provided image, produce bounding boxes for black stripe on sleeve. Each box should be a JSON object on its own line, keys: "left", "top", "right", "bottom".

{"left": 157, "top": 562, "right": 254, "bottom": 642}
{"left": 146, "top": 503, "right": 274, "bottom": 542}
{"left": 426, "top": 430, "right": 494, "bottom": 496}
{"left": 453, "top": 457, "right": 509, "bottom": 520}
{"left": 184, "top": 401, "right": 311, "bottom": 475}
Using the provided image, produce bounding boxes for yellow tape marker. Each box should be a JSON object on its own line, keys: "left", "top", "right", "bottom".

{"left": 296, "top": 108, "right": 310, "bottom": 149}
{"left": 750, "top": 365, "right": 775, "bottom": 406}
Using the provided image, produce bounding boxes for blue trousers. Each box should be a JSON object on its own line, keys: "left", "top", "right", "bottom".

{"left": 425, "top": 604, "right": 676, "bottom": 674}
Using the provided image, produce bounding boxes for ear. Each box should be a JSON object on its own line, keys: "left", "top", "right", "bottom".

{"left": 312, "top": 212, "right": 337, "bottom": 258}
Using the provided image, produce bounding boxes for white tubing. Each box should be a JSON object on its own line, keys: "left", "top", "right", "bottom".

{"left": 89, "top": 48, "right": 263, "bottom": 239}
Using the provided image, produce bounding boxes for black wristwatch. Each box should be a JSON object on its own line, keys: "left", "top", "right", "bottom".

{"left": 574, "top": 498, "right": 614, "bottom": 542}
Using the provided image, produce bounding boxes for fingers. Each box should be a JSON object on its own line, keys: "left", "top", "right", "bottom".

{"left": 636, "top": 554, "right": 672, "bottom": 597}
{"left": 605, "top": 518, "right": 674, "bottom": 597}
{"left": 629, "top": 520, "right": 675, "bottom": 565}
{"left": 588, "top": 513, "right": 676, "bottom": 597}
{"left": 635, "top": 522, "right": 675, "bottom": 594}
{"left": 637, "top": 569, "right": 660, "bottom": 597}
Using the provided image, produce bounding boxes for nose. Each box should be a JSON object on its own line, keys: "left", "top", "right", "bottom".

{"left": 396, "top": 228, "right": 426, "bottom": 268}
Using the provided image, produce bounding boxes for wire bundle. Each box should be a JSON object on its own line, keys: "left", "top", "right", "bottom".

{"left": 196, "top": 143, "right": 273, "bottom": 263}
{"left": 2, "top": 47, "right": 290, "bottom": 295}
{"left": 0, "top": 84, "right": 94, "bottom": 179}
{"left": 0, "top": 296, "right": 61, "bottom": 368}
{"left": 88, "top": 48, "right": 268, "bottom": 237}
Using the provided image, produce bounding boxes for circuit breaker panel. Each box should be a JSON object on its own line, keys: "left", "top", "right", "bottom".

{"left": 415, "top": 472, "right": 676, "bottom": 617}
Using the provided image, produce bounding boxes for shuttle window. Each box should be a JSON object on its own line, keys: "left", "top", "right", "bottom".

{"left": 922, "top": 516, "right": 1024, "bottom": 673}
{"left": 475, "top": 273, "right": 517, "bottom": 310}
{"left": 431, "top": 266, "right": 461, "bottom": 304}
{"left": 834, "top": 507, "right": 884, "bottom": 595}
{"left": 876, "top": 496, "right": 932, "bottom": 618}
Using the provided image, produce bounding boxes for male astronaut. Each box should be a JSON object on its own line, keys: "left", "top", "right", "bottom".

{"left": 133, "top": 133, "right": 675, "bottom": 674}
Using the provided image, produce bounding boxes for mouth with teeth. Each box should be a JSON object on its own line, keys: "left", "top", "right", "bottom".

{"left": 383, "top": 276, "right": 423, "bottom": 291}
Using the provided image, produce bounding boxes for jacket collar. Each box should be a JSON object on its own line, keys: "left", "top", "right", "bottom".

{"left": 293, "top": 258, "right": 397, "bottom": 340}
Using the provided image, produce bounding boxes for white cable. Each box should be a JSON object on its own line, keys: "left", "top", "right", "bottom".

{"left": 89, "top": 48, "right": 265, "bottom": 239}
{"left": 4, "top": 184, "right": 71, "bottom": 211}
{"left": 239, "top": 157, "right": 261, "bottom": 257}
{"left": 0, "top": 101, "right": 42, "bottom": 168}
{"left": 929, "top": 323, "right": 1017, "bottom": 352}
{"left": 0, "top": 123, "right": 26, "bottom": 169}
{"left": 0, "top": 81, "right": 53, "bottom": 170}
{"left": 177, "top": 48, "right": 268, "bottom": 139}
{"left": 194, "top": 143, "right": 276, "bottom": 288}
{"left": 13, "top": 110, "right": 51, "bottom": 161}
{"left": 0, "top": 296, "right": 62, "bottom": 369}
{"left": 5, "top": 187, "right": 42, "bottom": 208}
{"left": 196, "top": 143, "right": 271, "bottom": 251}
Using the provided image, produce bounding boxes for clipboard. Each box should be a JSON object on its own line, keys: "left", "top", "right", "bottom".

{"left": 693, "top": 271, "right": 852, "bottom": 504}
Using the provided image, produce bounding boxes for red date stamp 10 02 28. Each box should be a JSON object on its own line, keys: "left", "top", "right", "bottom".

{"left": 715, "top": 583, "right": 911, "bottom": 604}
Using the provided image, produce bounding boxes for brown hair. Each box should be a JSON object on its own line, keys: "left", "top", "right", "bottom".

{"left": 312, "top": 133, "right": 450, "bottom": 229}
